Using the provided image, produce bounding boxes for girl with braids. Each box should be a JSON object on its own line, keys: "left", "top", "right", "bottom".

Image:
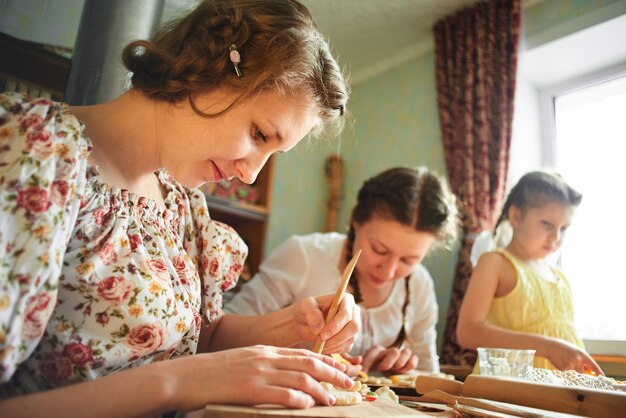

{"left": 0, "top": 0, "right": 358, "bottom": 415}
{"left": 227, "top": 167, "right": 459, "bottom": 375}
{"left": 457, "top": 170, "right": 603, "bottom": 375}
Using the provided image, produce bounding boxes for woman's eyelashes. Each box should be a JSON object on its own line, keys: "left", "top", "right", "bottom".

{"left": 401, "top": 257, "right": 419, "bottom": 266}
{"left": 253, "top": 125, "right": 268, "bottom": 143}
{"left": 372, "top": 245, "right": 387, "bottom": 255}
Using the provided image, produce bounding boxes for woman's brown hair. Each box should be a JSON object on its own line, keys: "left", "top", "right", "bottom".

{"left": 122, "top": 0, "right": 349, "bottom": 138}
{"left": 345, "top": 167, "right": 458, "bottom": 348}
{"left": 346, "top": 167, "right": 458, "bottom": 268}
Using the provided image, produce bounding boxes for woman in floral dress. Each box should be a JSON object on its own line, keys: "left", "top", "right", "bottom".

{"left": 0, "top": 1, "right": 358, "bottom": 416}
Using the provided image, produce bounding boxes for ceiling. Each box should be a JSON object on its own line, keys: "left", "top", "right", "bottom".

{"left": 299, "top": 0, "right": 482, "bottom": 85}
{"left": 522, "top": 12, "right": 626, "bottom": 89}
{"left": 165, "top": 0, "right": 484, "bottom": 85}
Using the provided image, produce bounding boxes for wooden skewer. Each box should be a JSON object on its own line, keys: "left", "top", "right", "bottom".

{"left": 313, "top": 249, "right": 362, "bottom": 354}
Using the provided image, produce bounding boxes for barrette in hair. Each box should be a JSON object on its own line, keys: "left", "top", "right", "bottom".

{"left": 229, "top": 44, "right": 242, "bottom": 77}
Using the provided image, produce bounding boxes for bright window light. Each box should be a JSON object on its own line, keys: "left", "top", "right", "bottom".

{"left": 554, "top": 74, "right": 626, "bottom": 341}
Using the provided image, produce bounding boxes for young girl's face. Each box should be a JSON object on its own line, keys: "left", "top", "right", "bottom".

{"left": 352, "top": 215, "right": 437, "bottom": 290}
{"left": 510, "top": 201, "right": 575, "bottom": 259}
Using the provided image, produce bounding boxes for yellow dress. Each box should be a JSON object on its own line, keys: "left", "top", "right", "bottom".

{"left": 476, "top": 249, "right": 584, "bottom": 371}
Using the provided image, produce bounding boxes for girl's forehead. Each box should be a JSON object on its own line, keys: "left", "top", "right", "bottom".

{"left": 526, "top": 201, "right": 575, "bottom": 218}
{"left": 359, "top": 217, "right": 436, "bottom": 252}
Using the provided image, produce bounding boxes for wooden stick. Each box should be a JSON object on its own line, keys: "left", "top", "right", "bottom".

{"left": 312, "top": 249, "right": 362, "bottom": 354}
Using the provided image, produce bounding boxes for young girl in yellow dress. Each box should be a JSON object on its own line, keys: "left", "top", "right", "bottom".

{"left": 457, "top": 170, "right": 603, "bottom": 374}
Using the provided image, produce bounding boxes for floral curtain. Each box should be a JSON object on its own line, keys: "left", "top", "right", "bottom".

{"left": 434, "top": 0, "right": 521, "bottom": 366}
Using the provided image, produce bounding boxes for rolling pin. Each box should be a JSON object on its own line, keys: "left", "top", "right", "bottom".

{"left": 415, "top": 374, "right": 626, "bottom": 418}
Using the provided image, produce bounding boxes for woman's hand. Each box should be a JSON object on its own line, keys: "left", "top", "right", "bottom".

{"left": 361, "top": 345, "right": 418, "bottom": 375}
{"left": 545, "top": 338, "right": 604, "bottom": 375}
{"left": 292, "top": 293, "right": 360, "bottom": 354}
{"left": 173, "top": 345, "right": 355, "bottom": 411}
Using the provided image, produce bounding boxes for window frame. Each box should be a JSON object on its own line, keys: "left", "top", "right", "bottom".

{"left": 539, "top": 62, "right": 626, "bottom": 357}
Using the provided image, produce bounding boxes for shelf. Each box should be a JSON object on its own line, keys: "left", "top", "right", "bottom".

{"left": 205, "top": 196, "right": 268, "bottom": 222}
{"left": 0, "top": 32, "right": 70, "bottom": 99}
{"left": 203, "top": 157, "right": 274, "bottom": 276}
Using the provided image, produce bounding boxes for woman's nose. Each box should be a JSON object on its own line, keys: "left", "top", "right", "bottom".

{"left": 236, "top": 153, "right": 271, "bottom": 184}
{"left": 378, "top": 258, "right": 397, "bottom": 280}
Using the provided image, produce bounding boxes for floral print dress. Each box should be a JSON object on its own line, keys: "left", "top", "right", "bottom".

{"left": 0, "top": 93, "right": 247, "bottom": 395}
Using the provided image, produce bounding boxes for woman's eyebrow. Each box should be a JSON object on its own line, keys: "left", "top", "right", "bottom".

{"left": 265, "top": 119, "right": 283, "bottom": 142}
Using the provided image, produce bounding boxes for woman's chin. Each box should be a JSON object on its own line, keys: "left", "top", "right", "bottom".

{"left": 174, "top": 173, "right": 207, "bottom": 189}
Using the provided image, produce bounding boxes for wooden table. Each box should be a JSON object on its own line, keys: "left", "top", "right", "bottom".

{"left": 186, "top": 399, "right": 454, "bottom": 418}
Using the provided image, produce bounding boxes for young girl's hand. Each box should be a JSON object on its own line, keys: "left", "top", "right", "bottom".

{"left": 547, "top": 339, "right": 604, "bottom": 375}
{"left": 292, "top": 293, "right": 361, "bottom": 354}
{"left": 361, "top": 344, "right": 418, "bottom": 375}
{"left": 173, "top": 345, "right": 354, "bottom": 410}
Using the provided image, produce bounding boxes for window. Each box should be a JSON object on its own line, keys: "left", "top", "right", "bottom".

{"left": 547, "top": 69, "right": 626, "bottom": 353}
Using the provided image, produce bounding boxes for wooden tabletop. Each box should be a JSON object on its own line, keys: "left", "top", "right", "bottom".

{"left": 187, "top": 399, "right": 447, "bottom": 418}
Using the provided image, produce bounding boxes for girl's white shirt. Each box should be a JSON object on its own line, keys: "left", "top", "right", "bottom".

{"left": 224, "top": 232, "right": 440, "bottom": 372}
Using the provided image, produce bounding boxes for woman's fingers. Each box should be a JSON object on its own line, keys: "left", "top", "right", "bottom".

{"left": 176, "top": 346, "right": 354, "bottom": 410}
{"left": 322, "top": 327, "right": 358, "bottom": 354}
{"left": 364, "top": 347, "right": 418, "bottom": 374}
{"left": 319, "top": 293, "right": 360, "bottom": 341}
{"left": 296, "top": 294, "right": 359, "bottom": 352}
{"left": 272, "top": 349, "right": 353, "bottom": 389}
{"left": 392, "top": 351, "right": 418, "bottom": 374}
{"left": 361, "top": 345, "right": 386, "bottom": 373}
{"left": 375, "top": 348, "right": 401, "bottom": 371}
{"left": 259, "top": 369, "right": 335, "bottom": 406}
{"left": 384, "top": 348, "right": 415, "bottom": 373}
{"left": 246, "top": 384, "right": 316, "bottom": 409}
{"left": 297, "top": 297, "right": 327, "bottom": 338}
{"left": 232, "top": 348, "right": 351, "bottom": 407}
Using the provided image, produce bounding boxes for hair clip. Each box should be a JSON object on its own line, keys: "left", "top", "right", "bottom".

{"left": 229, "top": 44, "right": 242, "bottom": 77}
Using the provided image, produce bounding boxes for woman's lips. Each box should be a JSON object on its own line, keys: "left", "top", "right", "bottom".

{"left": 369, "top": 274, "right": 387, "bottom": 286}
{"left": 212, "top": 161, "right": 224, "bottom": 182}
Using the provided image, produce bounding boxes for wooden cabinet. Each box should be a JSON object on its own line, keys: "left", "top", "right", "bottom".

{"left": 203, "top": 157, "right": 274, "bottom": 278}
{"left": 0, "top": 32, "right": 70, "bottom": 99}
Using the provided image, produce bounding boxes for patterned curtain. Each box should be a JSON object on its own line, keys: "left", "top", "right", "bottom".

{"left": 434, "top": 0, "right": 521, "bottom": 366}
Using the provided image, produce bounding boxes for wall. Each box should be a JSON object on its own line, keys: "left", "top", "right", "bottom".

{"left": 268, "top": 50, "right": 458, "bottom": 349}
{"left": 267, "top": 0, "right": 625, "bottom": 352}
{"left": 524, "top": 0, "right": 624, "bottom": 44}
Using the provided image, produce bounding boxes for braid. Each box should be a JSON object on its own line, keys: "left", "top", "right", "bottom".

{"left": 345, "top": 224, "right": 362, "bottom": 304}
{"left": 387, "top": 276, "right": 410, "bottom": 349}
{"left": 346, "top": 225, "right": 411, "bottom": 347}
